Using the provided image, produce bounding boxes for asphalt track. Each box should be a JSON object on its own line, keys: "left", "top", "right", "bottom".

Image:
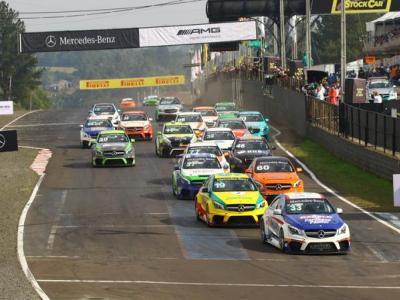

{"left": 10, "top": 107, "right": 400, "bottom": 300}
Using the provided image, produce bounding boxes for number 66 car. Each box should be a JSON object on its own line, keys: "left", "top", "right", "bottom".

{"left": 260, "top": 193, "right": 351, "bottom": 254}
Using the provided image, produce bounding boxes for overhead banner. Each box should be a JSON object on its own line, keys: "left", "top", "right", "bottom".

{"left": 0, "top": 101, "right": 14, "bottom": 115}
{"left": 330, "top": 0, "right": 393, "bottom": 14}
{"left": 139, "top": 21, "right": 257, "bottom": 47}
{"left": 0, "top": 130, "right": 18, "bottom": 153}
{"left": 80, "top": 75, "right": 185, "bottom": 90}
{"left": 20, "top": 28, "right": 139, "bottom": 53}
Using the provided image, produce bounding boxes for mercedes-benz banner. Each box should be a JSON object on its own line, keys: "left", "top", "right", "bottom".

{"left": 20, "top": 28, "right": 139, "bottom": 53}
{"left": 139, "top": 21, "right": 257, "bottom": 47}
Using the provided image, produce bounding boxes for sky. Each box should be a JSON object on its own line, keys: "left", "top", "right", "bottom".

{"left": 6, "top": 0, "right": 208, "bottom": 32}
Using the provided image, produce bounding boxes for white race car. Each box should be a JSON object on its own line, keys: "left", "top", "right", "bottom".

{"left": 175, "top": 112, "right": 206, "bottom": 136}
{"left": 202, "top": 127, "right": 235, "bottom": 151}
{"left": 260, "top": 192, "right": 351, "bottom": 254}
{"left": 183, "top": 141, "right": 229, "bottom": 171}
{"left": 88, "top": 103, "right": 120, "bottom": 127}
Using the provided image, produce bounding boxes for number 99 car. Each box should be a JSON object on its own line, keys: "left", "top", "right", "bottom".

{"left": 195, "top": 173, "right": 268, "bottom": 226}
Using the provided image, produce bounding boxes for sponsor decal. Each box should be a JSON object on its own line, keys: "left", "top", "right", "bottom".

{"left": 177, "top": 28, "right": 221, "bottom": 36}
{"left": 299, "top": 215, "right": 333, "bottom": 224}
{"left": 80, "top": 75, "right": 185, "bottom": 90}
{"left": 331, "top": 0, "right": 392, "bottom": 14}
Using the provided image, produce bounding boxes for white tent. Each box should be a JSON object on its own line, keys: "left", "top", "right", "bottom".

{"left": 366, "top": 12, "right": 400, "bottom": 32}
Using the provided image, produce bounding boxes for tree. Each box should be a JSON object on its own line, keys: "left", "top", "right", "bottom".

{"left": 0, "top": 1, "right": 45, "bottom": 106}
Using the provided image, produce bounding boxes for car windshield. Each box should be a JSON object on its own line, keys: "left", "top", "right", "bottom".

{"left": 187, "top": 146, "right": 222, "bottom": 156}
{"left": 215, "top": 105, "right": 235, "bottom": 112}
{"left": 195, "top": 109, "right": 217, "bottom": 116}
{"left": 98, "top": 134, "right": 128, "bottom": 143}
{"left": 213, "top": 178, "right": 257, "bottom": 192}
{"left": 93, "top": 105, "right": 115, "bottom": 115}
{"left": 234, "top": 141, "right": 269, "bottom": 152}
{"left": 164, "top": 125, "right": 193, "bottom": 134}
{"left": 255, "top": 160, "right": 293, "bottom": 173}
{"left": 218, "top": 120, "right": 246, "bottom": 129}
{"left": 176, "top": 115, "right": 202, "bottom": 122}
{"left": 286, "top": 199, "right": 335, "bottom": 214}
{"left": 160, "top": 98, "right": 180, "bottom": 105}
{"left": 183, "top": 157, "right": 221, "bottom": 169}
{"left": 204, "top": 131, "right": 235, "bottom": 140}
{"left": 240, "top": 114, "right": 264, "bottom": 122}
{"left": 369, "top": 81, "right": 391, "bottom": 89}
{"left": 122, "top": 114, "right": 147, "bottom": 121}
{"left": 85, "top": 120, "right": 112, "bottom": 128}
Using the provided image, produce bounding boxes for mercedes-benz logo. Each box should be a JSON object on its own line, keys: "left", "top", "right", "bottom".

{"left": 238, "top": 205, "right": 245, "bottom": 212}
{"left": 112, "top": 151, "right": 117, "bottom": 156}
{"left": 45, "top": 35, "right": 57, "bottom": 48}
{"left": 318, "top": 230, "right": 325, "bottom": 239}
{"left": 276, "top": 184, "right": 282, "bottom": 190}
{"left": 0, "top": 134, "right": 5, "bottom": 149}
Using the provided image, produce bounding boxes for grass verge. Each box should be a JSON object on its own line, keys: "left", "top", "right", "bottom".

{"left": 0, "top": 148, "right": 40, "bottom": 299}
{"left": 285, "top": 139, "right": 398, "bottom": 212}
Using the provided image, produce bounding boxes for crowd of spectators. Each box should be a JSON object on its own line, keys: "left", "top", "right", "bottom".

{"left": 374, "top": 27, "right": 400, "bottom": 47}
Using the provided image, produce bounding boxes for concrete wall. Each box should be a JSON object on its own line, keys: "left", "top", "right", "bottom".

{"left": 198, "top": 76, "right": 400, "bottom": 180}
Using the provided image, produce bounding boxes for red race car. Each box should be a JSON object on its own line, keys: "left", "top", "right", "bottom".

{"left": 118, "top": 111, "right": 153, "bottom": 140}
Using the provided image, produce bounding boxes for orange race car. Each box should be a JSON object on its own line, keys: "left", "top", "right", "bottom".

{"left": 245, "top": 156, "right": 304, "bottom": 202}
{"left": 120, "top": 98, "right": 138, "bottom": 110}
{"left": 193, "top": 106, "right": 218, "bottom": 127}
{"left": 118, "top": 111, "right": 153, "bottom": 140}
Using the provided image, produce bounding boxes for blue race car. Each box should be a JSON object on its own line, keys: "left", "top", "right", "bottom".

{"left": 260, "top": 193, "right": 351, "bottom": 254}
{"left": 172, "top": 153, "right": 229, "bottom": 200}
{"left": 239, "top": 111, "right": 270, "bottom": 139}
{"left": 80, "top": 119, "right": 114, "bottom": 148}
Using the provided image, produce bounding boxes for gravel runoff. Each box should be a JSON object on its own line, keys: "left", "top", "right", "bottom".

{"left": 0, "top": 148, "right": 41, "bottom": 300}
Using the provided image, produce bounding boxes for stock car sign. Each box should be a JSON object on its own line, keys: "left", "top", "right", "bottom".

{"left": 0, "top": 130, "right": 18, "bottom": 152}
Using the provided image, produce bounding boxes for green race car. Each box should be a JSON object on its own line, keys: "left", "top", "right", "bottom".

{"left": 214, "top": 102, "right": 239, "bottom": 116}
{"left": 155, "top": 122, "right": 195, "bottom": 157}
{"left": 91, "top": 130, "right": 135, "bottom": 167}
{"left": 143, "top": 95, "right": 159, "bottom": 106}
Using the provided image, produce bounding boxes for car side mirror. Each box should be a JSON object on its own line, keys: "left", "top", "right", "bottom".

{"left": 80, "top": 124, "right": 83, "bottom": 128}
{"left": 265, "top": 118, "right": 269, "bottom": 122}
{"left": 118, "top": 109, "right": 122, "bottom": 113}
{"left": 296, "top": 167, "right": 303, "bottom": 173}
{"left": 149, "top": 118, "right": 153, "bottom": 121}
{"left": 273, "top": 209, "right": 282, "bottom": 215}
{"left": 245, "top": 168, "right": 253, "bottom": 175}
{"left": 130, "top": 139, "right": 135, "bottom": 143}
{"left": 336, "top": 208, "right": 343, "bottom": 214}
{"left": 174, "top": 165, "right": 180, "bottom": 171}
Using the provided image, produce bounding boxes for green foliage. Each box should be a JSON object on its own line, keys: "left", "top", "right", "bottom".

{"left": 0, "top": 1, "right": 48, "bottom": 108}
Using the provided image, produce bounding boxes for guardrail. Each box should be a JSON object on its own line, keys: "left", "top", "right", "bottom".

{"left": 306, "top": 97, "right": 339, "bottom": 134}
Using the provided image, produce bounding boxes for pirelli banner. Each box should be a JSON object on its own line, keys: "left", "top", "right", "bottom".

{"left": 19, "top": 21, "right": 256, "bottom": 53}
{"left": 80, "top": 75, "right": 185, "bottom": 90}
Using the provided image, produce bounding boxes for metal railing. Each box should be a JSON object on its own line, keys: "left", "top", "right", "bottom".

{"left": 306, "top": 97, "right": 339, "bottom": 134}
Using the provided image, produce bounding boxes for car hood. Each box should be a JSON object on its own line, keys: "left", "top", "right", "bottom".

{"left": 212, "top": 191, "right": 262, "bottom": 205}
{"left": 254, "top": 172, "right": 299, "bottom": 184}
{"left": 120, "top": 121, "right": 149, "bottom": 127}
{"left": 98, "top": 143, "right": 128, "bottom": 151}
{"left": 182, "top": 168, "right": 223, "bottom": 178}
{"left": 284, "top": 214, "right": 344, "bottom": 230}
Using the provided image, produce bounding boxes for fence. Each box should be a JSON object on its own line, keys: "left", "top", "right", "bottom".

{"left": 306, "top": 97, "right": 339, "bottom": 134}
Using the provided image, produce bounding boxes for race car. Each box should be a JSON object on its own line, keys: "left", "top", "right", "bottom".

{"left": 202, "top": 128, "right": 235, "bottom": 151}
{"left": 226, "top": 135, "right": 274, "bottom": 172}
{"left": 80, "top": 119, "right": 114, "bottom": 148}
{"left": 155, "top": 97, "right": 183, "bottom": 121}
{"left": 193, "top": 106, "right": 218, "bottom": 127}
{"left": 195, "top": 173, "right": 268, "bottom": 226}
{"left": 119, "top": 111, "right": 153, "bottom": 140}
{"left": 214, "top": 102, "right": 238, "bottom": 116}
{"left": 215, "top": 118, "right": 249, "bottom": 138}
{"left": 143, "top": 95, "right": 159, "bottom": 106}
{"left": 246, "top": 156, "right": 304, "bottom": 201}
{"left": 172, "top": 153, "right": 229, "bottom": 199}
{"left": 175, "top": 112, "right": 206, "bottom": 137}
{"left": 155, "top": 122, "right": 195, "bottom": 157}
{"left": 239, "top": 111, "right": 270, "bottom": 139}
{"left": 119, "top": 98, "right": 138, "bottom": 110}
{"left": 88, "top": 103, "right": 120, "bottom": 127}
{"left": 91, "top": 130, "right": 135, "bottom": 167}
{"left": 183, "top": 141, "right": 229, "bottom": 168}
{"left": 260, "top": 193, "right": 350, "bottom": 254}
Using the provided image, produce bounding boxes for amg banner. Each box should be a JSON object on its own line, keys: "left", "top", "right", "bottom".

{"left": 0, "top": 130, "right": 18, "bottom": 153}
{"left": 139, "top": 21, "right": 257, "bottom": 47}
{"left": 20, "top": 28, "right": 139, "bottom": 53}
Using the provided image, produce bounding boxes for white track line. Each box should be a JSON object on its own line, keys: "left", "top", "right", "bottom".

{"left": 9, "top": 122, "right": 80, "bottom": 128}
{"left": 35, "top": 279, "right": 400, "bottom": 289}
{"left": 0, "top": 110, "right": 41, "bottom": 131}
{"left": 47, "top": 191, "right": 67, "bottom": 251}
{"left": 270, "top": 125, "right": 400, "bottom": 235}
{"left": 18, "top": 174, "right": 50, "bottom": 300}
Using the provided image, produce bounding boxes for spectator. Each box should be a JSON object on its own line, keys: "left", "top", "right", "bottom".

{"left": 316, "top": 84, "right": 325, "bottom": 101}
{"left": 328, "top": 83, "right": 338, "bottom": 105}
{"left": 372, "top": 91, "right": 383, "bottom": 104}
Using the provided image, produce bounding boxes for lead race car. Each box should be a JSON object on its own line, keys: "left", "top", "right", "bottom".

{"left": 172, "top": 153, "right": 229, "bottom": 199}
{"left": 260, "top": 193, "right": 351, "bottom": 254}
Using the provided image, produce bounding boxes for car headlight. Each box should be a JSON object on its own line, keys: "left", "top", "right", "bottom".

{"left": 288, "top": 225, "right": 303, "bottom": 236}
{"left": 95, "top": 150, "right": 103, "bottom": 156}
{"left": 338, "top": 224, "right": 347, "bottom": 235}
{"left": 164, "top": 137, "right": 172, "bottom": 145}
{"left": 256, "top": 200, "right": 266, "bottom": 209}
{"left": 126, "top": 149, "right": 134, "bottom": 156}
{"left": 293, "top": 180, "right": 303, "bottom": 188}
{"left": 82, "top": 131, "right": 90, "bottom": 138}
{"left": 213, "top": 201, "right": 225, "bottom": 210}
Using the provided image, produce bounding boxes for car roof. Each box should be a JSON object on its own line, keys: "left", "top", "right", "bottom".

{"left": 183, "top": 153, "right": 217, "bottom": 159}
{"left": 214, "top": 173, "right": 249, "bottom": 179}
{"left": 122, "top": 111, "right": 146, "bottom": 115}
{"left": 218, "top": 118, "right": 244, "bottom": 122}
{"left": 206, "top": 127, "right": 233, "bottom": 132}
{"left": 188, "top": 141, "right": 219, "bottom": 147}
{"left": 236, "top": 134, "right": 265, "bottom": 141}
{"left": 283, "top": 192, "right": 325, "bottom": 200}
{"left": 99, "top": 130, "right": 125, "bottom": 135}
{"left": 239, "top": 111, "right": 263, "bottom": 115}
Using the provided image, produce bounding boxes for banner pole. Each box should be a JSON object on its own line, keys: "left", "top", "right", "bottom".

{"left": 341, "top": 1, "right": 346, "bottom": 103}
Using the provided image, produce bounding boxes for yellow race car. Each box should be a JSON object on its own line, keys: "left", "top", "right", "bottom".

{"left": 195, "top": 173, "right": 268, "bottom": 226}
